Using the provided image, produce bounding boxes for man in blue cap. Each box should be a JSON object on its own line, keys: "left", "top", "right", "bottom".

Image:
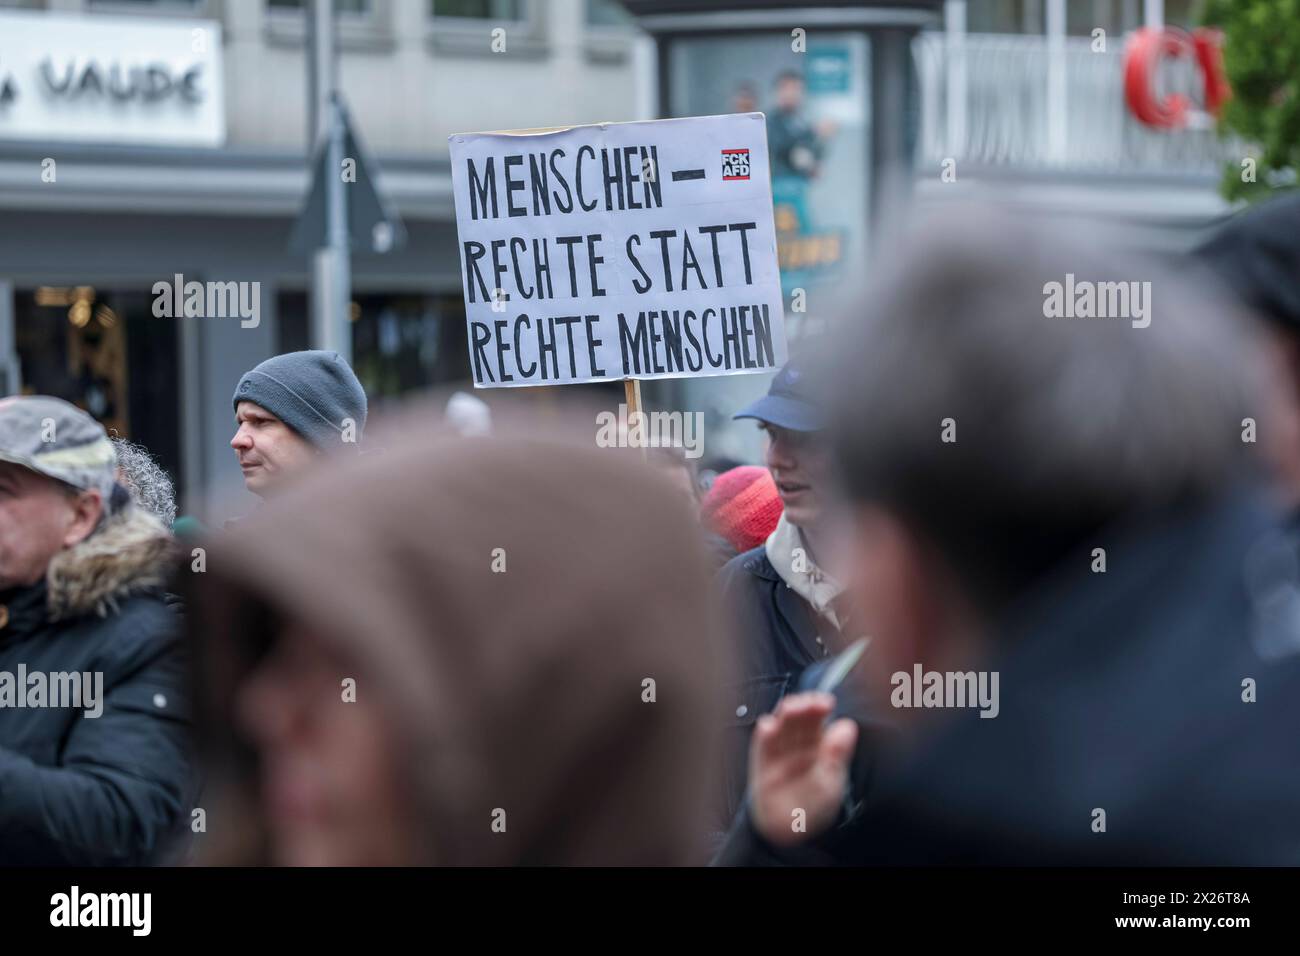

{"left": 710, "top": 354, "right": 854, "bottom": 844}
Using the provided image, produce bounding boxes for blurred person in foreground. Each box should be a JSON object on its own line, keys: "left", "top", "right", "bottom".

{"left": 1193, "top": 193, "right": 1300, "bottom": 515}
{"left": 111, "top": 436, "right": 177, "bottom": 528}
{"left": 229, "top": 349, "right": 367, "bottom": 502}
{"left": 717, "top": 212, "right": 1300, "bottom": 865}
{"left": 184, "top": 403, "right": 724, "bottom": 865}
{"left": 0, "top": 397, "right": 191, "bottom": 865}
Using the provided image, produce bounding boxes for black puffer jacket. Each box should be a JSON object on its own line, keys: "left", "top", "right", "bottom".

{"left": 0, "top": 507, "right": 192, "bottom": 865}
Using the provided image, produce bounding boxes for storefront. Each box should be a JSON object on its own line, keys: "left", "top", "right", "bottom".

{"left": 2, "top": 1, "right": 932, "bottom": 508}
{"left": 12, "top": 284, "right": 182, "bottom": 483}
{"left": 0, "top": 165, "right": 463, "bottom": 519}
{"left": 0, "top": 8, "right": 464, "bottom": 519}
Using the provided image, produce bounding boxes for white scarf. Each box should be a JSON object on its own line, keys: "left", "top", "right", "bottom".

{"left": 764, "top": 512, "right": 845, "bottom": 631}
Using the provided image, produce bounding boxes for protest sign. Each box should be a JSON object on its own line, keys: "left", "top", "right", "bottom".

{"left": 449, "top": 113, "right": 788, "bottom": 389}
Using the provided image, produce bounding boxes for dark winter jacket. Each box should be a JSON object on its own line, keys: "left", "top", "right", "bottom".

{"left": 0, "top": 507, "right": 192, "bottom": 866}
{"left": 710, "top": 541, "right": 846, "bottom": 842}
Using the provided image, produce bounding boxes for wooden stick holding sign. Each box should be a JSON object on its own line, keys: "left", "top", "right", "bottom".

{"left": 447, "top": 114, "right": 790, "bottom": 456}
{"left": 623, "top": 377, "right": 645, "bottom": 459}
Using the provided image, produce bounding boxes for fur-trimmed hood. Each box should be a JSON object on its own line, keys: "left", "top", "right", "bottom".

{"left": 47, "top": 506, "right": 176, "bottom": 621}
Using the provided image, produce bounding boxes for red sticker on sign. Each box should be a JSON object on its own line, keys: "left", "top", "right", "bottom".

{"left": 721, "top": 149, "right": 750, "bottom": 180}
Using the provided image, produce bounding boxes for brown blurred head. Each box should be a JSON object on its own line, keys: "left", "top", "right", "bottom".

{"left": 188, "top": 400, "right": 725, "bottom": 865}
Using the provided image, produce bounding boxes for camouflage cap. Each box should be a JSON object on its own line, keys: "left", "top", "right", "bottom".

{"left": 0, "top": 396, "right": 118, "bottom": 504}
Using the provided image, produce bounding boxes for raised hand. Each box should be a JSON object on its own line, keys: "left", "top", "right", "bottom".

{"left": 748, "top": 692, "right": 858, "bottom": 847}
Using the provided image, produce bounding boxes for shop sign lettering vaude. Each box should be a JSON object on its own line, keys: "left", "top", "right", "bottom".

{"left": 0, "top": 11, "right": 225, "bottom": 147}
{"left": 41, "top": 58, "right": 205, "bottom": 104}
{"left": 0, "top": 59, "right": 205, "bottom": 107}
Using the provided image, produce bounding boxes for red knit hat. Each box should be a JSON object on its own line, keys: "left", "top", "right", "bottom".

{"left": 700, "top": 466, "right": 784, "bottom": 555}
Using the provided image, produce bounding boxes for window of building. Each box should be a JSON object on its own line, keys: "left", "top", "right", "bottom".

{"left": 264, "top": 0, "right": 391, "bottom": 51}
{"left": 266, "top": 0, "right": 372, "bottom": 13}
{"left": 1163, "top": 0, "right": 1204, "bottom": 29}
{"left": 966, "top": 0, "right": 1205, "bottom": 37}
{"left": 1067, "top": 1, "right": 1133, "bottom": 37}
{"left": 431, "top": 0, "right": 523, "bottom": 20}
{"left": 13, "top": 286, "right": 182, "bottom": 493}
{"left": 85, "top": 0, "right": 207, "bottom": 14}
{"left": 587, "top": 0, "right": 632, "bottom": 28}
{"left": 277, "top": 291, "right": 472, "bottom": 400}
{"left": 584, "top": 0, "right": 638, "bottom": 63}
{"left": 966, "top": 0, "right": 1043, "bottom": 34}
{"left": 1066, "top": 0, "right": 1203, "bottom": 36}
{"left": 427, "top": 0, "right": 544, "bottom": 58}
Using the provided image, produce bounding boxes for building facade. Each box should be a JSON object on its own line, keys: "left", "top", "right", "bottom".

{"left": 914, "top": 0, "right": 1235, "bottom": 247}
{"left": 0, "top": 0, "right": 651, "bottom": 518}
{"left": 1, "top": 0, "right": 1243, "bottom": 516}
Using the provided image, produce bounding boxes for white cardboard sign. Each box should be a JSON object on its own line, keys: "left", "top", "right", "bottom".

{"left": 449, "top": 113, "right": 787, "bottom": 388}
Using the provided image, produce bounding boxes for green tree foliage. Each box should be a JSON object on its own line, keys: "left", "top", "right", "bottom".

{"left": 1203, "top": 0, "right": 1300, "bottom": 201}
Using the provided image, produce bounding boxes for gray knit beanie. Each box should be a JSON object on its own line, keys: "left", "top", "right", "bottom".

{"left": 233, "top": 350, "right": 367, "bottom": 449}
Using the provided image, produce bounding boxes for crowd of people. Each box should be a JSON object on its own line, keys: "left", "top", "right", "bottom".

{"left": 2, "top": 198, "right": 1299, "bottom": 866}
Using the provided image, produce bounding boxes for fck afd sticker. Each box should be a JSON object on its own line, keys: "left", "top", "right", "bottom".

{"left": 721, "top": 149, "right": 751, "bottom": 181}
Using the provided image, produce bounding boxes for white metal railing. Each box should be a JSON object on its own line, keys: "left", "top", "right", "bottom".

{"left": 914, "top": 31, "right": 1242, "bottom": 176}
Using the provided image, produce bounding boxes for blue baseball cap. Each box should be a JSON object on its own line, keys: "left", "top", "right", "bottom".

{"left": 732, "top": 359, "right": 823, "bottom": 432}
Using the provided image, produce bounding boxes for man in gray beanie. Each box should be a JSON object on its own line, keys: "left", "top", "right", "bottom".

{"left": 231, "top": 349, "right": 368, "bottom": 498}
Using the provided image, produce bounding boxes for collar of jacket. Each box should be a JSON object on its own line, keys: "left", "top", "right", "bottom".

{"left": 44, "top": 506, "right": 176, "bottom": 623}
{"left": 0, "top": 579, "right": 50, "bottom": 643}
{"left": 737, "top": 526, "right": 839, "bottom": 665}
{"left": 764, "top": 513, "right": 845, "bottom": 629}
